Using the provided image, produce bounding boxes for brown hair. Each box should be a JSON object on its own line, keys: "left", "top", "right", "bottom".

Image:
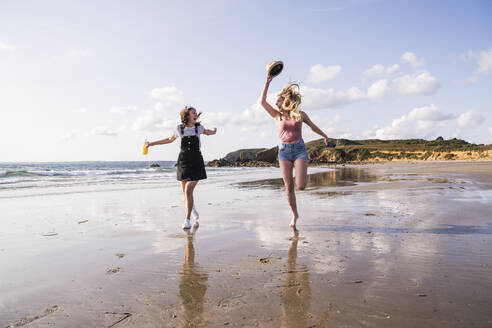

{"left": 278, "top": 83, "right": 302, "bottom": 121}
{"left": 180, "top": 106, "right": 201, "bottom": 127}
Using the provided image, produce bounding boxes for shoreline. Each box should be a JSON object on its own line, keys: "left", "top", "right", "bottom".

{"left": 208, "top": 158, "right": 492, "bottom": 168}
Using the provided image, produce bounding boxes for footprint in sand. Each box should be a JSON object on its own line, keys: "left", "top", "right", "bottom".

{"left": 106, "top": 267, "right": 122, "bottom": 274}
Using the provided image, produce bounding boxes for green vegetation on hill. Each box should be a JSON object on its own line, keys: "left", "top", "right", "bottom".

{"left": 306, "top": 137, "right": 489, "bottom": 151}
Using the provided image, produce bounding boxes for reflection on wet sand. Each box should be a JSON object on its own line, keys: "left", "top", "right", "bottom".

{"left": 179, "top": 229, "right": 208, "bottom": 327}
{"left": 235, "top": 168, "right": 379, "bottom": 190}
{"left": 301, "top": 223, "right": 492, "bottom": 235}
{"left": 281, "top": 233, "right": 312, "bottom": 328}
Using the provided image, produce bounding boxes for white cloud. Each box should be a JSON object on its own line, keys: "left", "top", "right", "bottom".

{"left": 365, "top": 104, "right": 454, "bottom": 139}
{"left": 134, "top": 86, "right": 187, "bottom": 131}
{"left": 301, "top": 79, "right": 389, "bottom": 110}
{"left": 364, "top": 64, "right": 384, "bottom": 76}
{"left": 302, "top": 113, "right": 350, "bottom": 139}
{"left": 132, "top": 110, "right": 178, "bottom": 132}
{"left": 149, "top": 86, "right": 184, "bottom": 103}
{"left": 386, "top": 64, "right": 400, "bottom": 74}
{"left": 134, "top": 100, "right": 272, "bottom": 133}
{"left": 63, "top": 127, "right": 124, "bottom": 141}
{"left": 307, "top": 64, "right": 342, "bottom": 83}
{"left": 367, "top": 79, "right": 389, "bottom": 100}
{"left": 392, "top": 71, "right": 440, "bottom": 95}
{"left": 135, "top": 91, "right": 271, "bottom": 134}
{"left": 407, "top": 104, "right": 454, "bottom": 121}
{"left": 75, "top": 107, "right": 87, "bottom": 113}
{"left": 91, "top": 127, "right": 119, "bottom": 137}
{"left": 109, "top": 105, "right": 137, "bottom": 114}
{"left": 463, "top": 49, "right": 492, "bottom": 83}
{"left": 477, "top": 49, "right": 492, "bottom": 74}
{"left": 457, "top": 109, "right": 483, "bottom": 129}
{"left": 199, "top": 111, "right": 234, "bottom": 127}
{"left": 0, "top": 40, "right": 16, "bottom": 51}
{"left": 201, "top": 102, "right": 270, "bottom": 128}
{"left": 67, "top": 48, "right": 90, "bottom": 58}
{"left": 153, "top": 101, "right": 181, "bottom": 113}
{"left": 301, "top": 86, "right": 364, "bottom": 109}
{"left": 200, "top": 92, "right": 280, "bottom": 129}
{"left": 364, "top": 64, "right": 399, "bottom": 76}
{"left": 401, "top": 52, "right": 425, "bottom": 67}
{"left": 489, "top": 126, "right": 492, "bottom": 136}
{"left": 368, "top": 107, "right": 484, "bottom": 141}
{"left": 61, "top": 131, "right": 79, "bottom": 141}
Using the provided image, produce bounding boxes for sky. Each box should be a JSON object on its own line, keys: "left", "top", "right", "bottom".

{"left": 1, "top": 0, "right": 491, "bottom": 162}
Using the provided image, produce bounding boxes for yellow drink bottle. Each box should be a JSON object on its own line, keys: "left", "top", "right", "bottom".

{"left": 143, "top": 140, "right": 148, "bottom": 155}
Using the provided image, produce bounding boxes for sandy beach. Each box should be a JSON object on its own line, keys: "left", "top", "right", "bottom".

{"left": 1, "top": 161, "right": 491, "bottom": 327}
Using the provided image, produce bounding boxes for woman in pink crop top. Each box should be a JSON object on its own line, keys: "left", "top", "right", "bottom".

{"left": 261, "top": 74, "right": 329, "bottom": 231}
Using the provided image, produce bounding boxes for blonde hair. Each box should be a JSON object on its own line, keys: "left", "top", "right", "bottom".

{"left": 278, "top": 83, "right": 302, "bottom": 121}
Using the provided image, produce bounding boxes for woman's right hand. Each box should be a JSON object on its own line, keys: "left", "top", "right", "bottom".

{"left": 145, "top": 141, "right": 150, "bottom": 148}
{"left": 266, "top": 75, "right": 273, "bottom": 84}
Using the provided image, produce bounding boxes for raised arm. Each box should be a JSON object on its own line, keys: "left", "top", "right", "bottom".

{"left": 301, "top": 111, "right": 330, "bottom": 145}
{"left": 203, "top": 128, "right": 217, "bottom": 136}
{"left": 146, "top": 134, "right": 177, "bottom": 147}
{"left": 261, "top": 76, "right": 281, "bottom": 119}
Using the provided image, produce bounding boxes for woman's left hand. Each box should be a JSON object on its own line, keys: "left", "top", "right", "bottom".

{"left": 324, "top": 137, "right": 330, "bottom": 146}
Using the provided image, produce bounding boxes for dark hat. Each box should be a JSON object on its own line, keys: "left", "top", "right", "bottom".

{"left": 266, "top": 61, "right": 284, "bottom": 78}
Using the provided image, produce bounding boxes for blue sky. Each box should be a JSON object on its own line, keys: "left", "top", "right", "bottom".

{"left": 1, "top": 0, "right": 491, "bottom": 161}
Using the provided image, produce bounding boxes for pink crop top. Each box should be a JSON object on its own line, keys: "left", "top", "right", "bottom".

{"left": 277, "top": 117, "right": 302, "bottom": 143}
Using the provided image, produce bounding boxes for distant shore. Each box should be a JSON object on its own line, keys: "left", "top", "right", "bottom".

{"left": 206, "top": 137, "right": 492, "bottom": 167}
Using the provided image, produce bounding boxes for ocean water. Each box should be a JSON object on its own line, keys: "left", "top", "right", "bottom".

{"left": 0, "top": 161, "right": 279, "bottom": 199}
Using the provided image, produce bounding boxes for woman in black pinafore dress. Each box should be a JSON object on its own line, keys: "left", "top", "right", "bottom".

{"left": 176, "top": 123, "right": 207, "bottom": 181}
{"left": 145, "top": 106, "right": 217, "bottom": 229}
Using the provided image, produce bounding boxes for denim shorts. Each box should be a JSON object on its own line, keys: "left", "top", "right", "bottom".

{"left": 278, "top": 139, "right": 309, "bottom": 162}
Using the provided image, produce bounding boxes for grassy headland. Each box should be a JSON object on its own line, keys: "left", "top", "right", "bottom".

{"left": 207, "top": 137, "right": 492, "bottom": 167}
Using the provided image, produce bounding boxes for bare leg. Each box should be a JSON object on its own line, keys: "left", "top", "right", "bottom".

{"left": 294, "top": 158, "right": 308, "bottom": 190}
{"left": 182, "top": 181, "right": 198, "bottom": 221}
{"left": 181, "top": 181, "right": 188, "bottom": 220}
{"left": 280, "top": 161, "right": 298, "bottom": 232}
{"left": 184, "top": 181, "right": 198, "bottom": 220}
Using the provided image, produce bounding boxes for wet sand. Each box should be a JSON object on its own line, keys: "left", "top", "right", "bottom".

{"left": 1, "top": 161, "right": 491, "bottom": 327}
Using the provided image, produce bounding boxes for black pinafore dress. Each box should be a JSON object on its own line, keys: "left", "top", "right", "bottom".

{"left": 176, "top": 124, "right": 207, "bottom": 181}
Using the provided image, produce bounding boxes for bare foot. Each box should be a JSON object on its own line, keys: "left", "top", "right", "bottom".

{"left": 289, "top": 230, "right": 299, "bottom": 240}
{"left": 289, "top": 216, "right": 298, "bottom": 232}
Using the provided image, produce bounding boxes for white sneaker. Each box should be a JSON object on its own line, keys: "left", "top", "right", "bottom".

{"left": 192, "top": 206, "right": 199, "bottom": 221}
{"left": 191, "top": 222, "right": 199, "bottom": 234}
{"left": 182, "top": 219, "right": 192, "bottom": 229}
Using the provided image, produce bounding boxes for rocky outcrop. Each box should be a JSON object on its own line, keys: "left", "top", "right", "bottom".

{"left": 207, "top": 148, "right": 274, "bottom": 167}
{"left": 256, "top": 147, "right": 278, "bottom": 163}
{"left": 224, "top": 148, "right": 265, "bottom": 163}
{"left": 207, "top": 158, "right": 232, "bottom": 167}
{"left": 239, "top": 149, "right": 265, "bottom": 161}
